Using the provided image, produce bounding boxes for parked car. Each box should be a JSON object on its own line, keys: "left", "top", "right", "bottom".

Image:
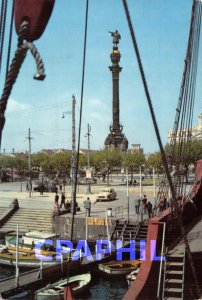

{"left": 96, "top": 188, "right": 116, "bottom": 202}
{"left": 33, "top": 183, "right": 57, "bottom": 193}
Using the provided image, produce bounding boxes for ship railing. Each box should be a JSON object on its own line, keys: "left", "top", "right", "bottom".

{"left": 157, "top": 221, "right": 166, "bottom": 300}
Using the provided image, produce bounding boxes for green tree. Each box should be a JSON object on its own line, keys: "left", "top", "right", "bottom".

{"left": 32, "top": 152, "right": 51, "bottom": 173}
{"left": 78, "top": 153, "right": 87, "bottom": 168}
{"left": 102, "top": 149, "right": 122, "bottom": 185}
{"left": 0, "top": 156, "right": 16, "bottom": 181}
{"left": 91, "top": 149, "right": 121, "bottom": 185}
{"left": 165, "top": 140, "right": 202, "bottom": 182}
{"left": 14, "top": 156, "right": 28, "bottom": 191}
{"left": 50, "top": 152, "right": 71, "bottom": 177}
{"left": 122, "top": 152, "right": 146, "bottom": 180}
{"left": 91, "top": 149, "right": 122, "bottom": 171}
{"left": 146, "top": 152, "right": 163, "bottom": 177}
{"left": 91, "top": 151, "right": 105, "bottom": 171}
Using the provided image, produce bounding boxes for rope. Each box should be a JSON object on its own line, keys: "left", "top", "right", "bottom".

{"left": 122, "top": 0, "right": 177, "bottom": 206}
{"left": 5, "top": 0, "right": 15, "bottom": 79}
{"left": 172, "top": 0, "right": 202, "bottom": 196}
{"left": 0, "top": 0, "right": 7, "bottom": 77}
{"left": 122, "top": 0, "right": 201, "bottom": 297}
{"left": 27, "top": 42, "right": 45, "bottom": 80}
{"left": 0, "top": 20, "right": 46, "bottom": 148}
{"left": 0, "top": 44, "right": 28, "bottom": 147}
{"left": 70, "top": 0, "right": 89, "bottom": 242}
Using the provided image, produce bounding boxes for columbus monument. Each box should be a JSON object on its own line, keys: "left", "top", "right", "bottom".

{"left": 104, "top": 30, "right": 128, "bottom": 151}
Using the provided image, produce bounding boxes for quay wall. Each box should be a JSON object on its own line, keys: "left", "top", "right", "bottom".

{"left": 52, "top": 214, "right": 116, "bottom": 243}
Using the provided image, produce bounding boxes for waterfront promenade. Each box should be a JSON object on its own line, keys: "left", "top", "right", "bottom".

{"left": 0, "top": 179, "right": 157, "bottom": 222}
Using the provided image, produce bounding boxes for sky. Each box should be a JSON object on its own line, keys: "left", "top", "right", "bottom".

{"left": 1, "top": 0, "right": 202, "bottom": 154}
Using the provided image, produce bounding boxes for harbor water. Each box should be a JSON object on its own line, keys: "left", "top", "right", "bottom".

{"left": 0, "top": 266, "right": 128, "bottom": 299}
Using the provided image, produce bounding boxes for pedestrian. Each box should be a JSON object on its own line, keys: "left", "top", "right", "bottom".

{"left": 52, "top": 202, "right": 61, "bottom": 220}
{"left": 40, "top": 185, "right": 44, "bottom": 195}
{"left": 142, "top": 195, "right": 147, "bottom": 213}
{"left": 102, "top": 173, "right": 106, "bottom": 183}
{"left": 65, "top": 200, "right": 71, "bottom": 211}
{"left": 59, "top": 183, "right": 62, "bottom": 193}
{"left": 70, "top": 200, "right": 74, "bottom": 213}
{"left": 55, "top": 192, "right": 59, "bottom": 204}
{"left": 134, "top": 197, "right": 140, "bottom": 214}
{"left": 83, "top": 197, "right": 91, "bottom": 217}
{"left": 147, "top": 201, "right": 153, "bottom": 219}
{"left": 60, "top": 192, "right": 66, "bottom": 208}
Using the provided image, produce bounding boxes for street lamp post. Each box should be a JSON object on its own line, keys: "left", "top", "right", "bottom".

{"left": 153, "top": 167, "right": 156, "bottom": 199}
{"left": 85, "top": 124, "right": 91, "bottom": 194}
{"left": 61, "top": 109, "right": 71, "bottom": 190}
{"left": 139, "top": 166, "right": 142, "bottom": 198}
{"left": 139, "top": 165, "right": 143, "bottom": 222}
{"left": 126, "top": 167, "right": 129, "bottom": 221}
{"left": 26, "top": 128, "right": 32, "bottom": 198}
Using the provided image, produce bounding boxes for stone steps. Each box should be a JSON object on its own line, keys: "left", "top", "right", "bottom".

{"left": 0, "top": 207, "right": 8, "bottom": 216}
{"left": 1, "top": 208, "right": 53, "bottom": 233}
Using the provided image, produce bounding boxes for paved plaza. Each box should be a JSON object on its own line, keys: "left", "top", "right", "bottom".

{"left": 0, "top": 179, "right": 157, "bottom": 221}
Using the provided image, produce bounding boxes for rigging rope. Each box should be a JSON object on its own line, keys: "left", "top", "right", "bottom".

{"left": 169, "top": 0, "right": 202, "bottom": 197}
{"left": 0, "top": 20, "right": 46, "bottom": 149}
{"left": 70, "top": 0, "right": 89, "bottom": 242}
{"left": 5, "top": 0, "right": 15, "bottom": 79}
{"left": 0, "top": 0, "right": 7, "bottom": 77}
{"left": 122, "top": 0, "right": 177, "bottom": 207}
{"left": 122, "top": 0, "right": 201, "bottom": 297}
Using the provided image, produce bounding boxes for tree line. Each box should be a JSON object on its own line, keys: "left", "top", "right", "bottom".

{"left": 1, "top": 139, "right": 202, "bottom": 181}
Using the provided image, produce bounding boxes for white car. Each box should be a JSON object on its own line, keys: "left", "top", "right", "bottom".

{"left": 96, "top": 188, "right": 116, "bottom": 202}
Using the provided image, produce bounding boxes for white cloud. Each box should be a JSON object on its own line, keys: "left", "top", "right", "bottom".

{"left": 7, "top": 98, "right": 30, "bottom": 113}
{"left": 88, "top": 98, "right": 109, "bottom": 110}
{"left": 89, "top": 112, "right": 104, "bottom": 121}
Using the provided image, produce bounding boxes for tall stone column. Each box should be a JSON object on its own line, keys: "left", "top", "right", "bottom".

{"left": 105, "top": 31, "right": 128, "bottom": 151}
{"left": 110, "top": 63, "right": 122, "bottom": 130}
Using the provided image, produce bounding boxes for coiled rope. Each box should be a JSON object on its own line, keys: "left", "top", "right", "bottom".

{"left": 0, "top": 20, "right": 46, "bottom": 148}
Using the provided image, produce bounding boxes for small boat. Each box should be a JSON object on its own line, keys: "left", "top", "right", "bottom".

{"left": 6, "top": 244, "right": 57, "bottom": 257}
{"left": 98, "top": 260, "right": 140, "bottom": 276}
{"left": 5, "top": 231, "right": 59, "bottom": 251}
{"left": 0, "top": 246, "right": 70, "bottom": 268}
{"left": 35, "top": 273, "right": 91, "bottom": 299}
{"left": 126, "top": 268, "right": 139, "bottom": 286}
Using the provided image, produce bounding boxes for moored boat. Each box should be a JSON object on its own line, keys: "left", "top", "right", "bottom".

{"left": 6, "top": 244, "right": 56, "bottom": 257}
{"left": 0, "top": 246, "right": 71, "bottom": 268}
{"left": 98, "top": 260, "right": 140, "bottom": 276}
{"left": 5, "top": 231, "right": 59, "bottom": 251}
{"left": 35, "top": 273, "right": 91, "bottom": 299}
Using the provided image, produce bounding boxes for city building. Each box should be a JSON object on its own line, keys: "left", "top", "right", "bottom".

{"left": 168, "top": 113, "right": 202, "bottom": 143}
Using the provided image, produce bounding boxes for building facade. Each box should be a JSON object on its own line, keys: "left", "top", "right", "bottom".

{"left": 168, "top": 113, "right": 202, "bottom": 143}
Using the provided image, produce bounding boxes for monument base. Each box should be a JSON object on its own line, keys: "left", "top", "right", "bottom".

{"left": 105, "top": 126, "right": 128, "bottom": 151}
